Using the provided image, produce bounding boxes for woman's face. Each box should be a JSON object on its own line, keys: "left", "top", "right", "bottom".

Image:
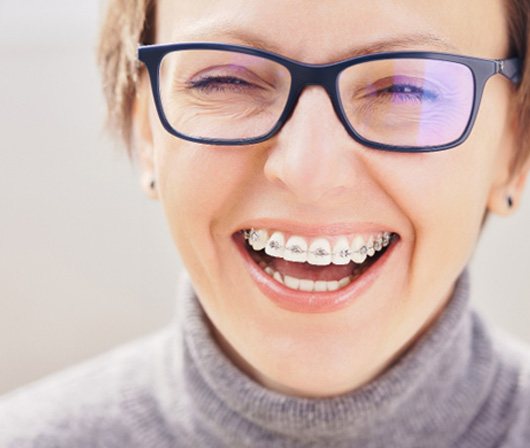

{"left": 137, "top": 0, "right": 522, "bottom": 397}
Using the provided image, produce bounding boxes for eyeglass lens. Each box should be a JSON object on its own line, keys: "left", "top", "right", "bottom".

{"left": 158, "top": 49, "right": 475, "bottom": 147}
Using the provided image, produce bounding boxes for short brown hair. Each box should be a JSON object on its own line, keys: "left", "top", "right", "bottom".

{"left": 506, "top": 0, "right": 530, "bottom": 172}
{"left": 97, "top": 0, "right": 154, "bottom": 151}
{"left": 97, "top": 0, "right": 530, "bottom": 170}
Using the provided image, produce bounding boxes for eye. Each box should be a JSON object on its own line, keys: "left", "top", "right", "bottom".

{"left": 187, "top": 75, "right": 260, "bottom": 93}
{"left": 379, "top": 83, "right": 439, "bottom": 102}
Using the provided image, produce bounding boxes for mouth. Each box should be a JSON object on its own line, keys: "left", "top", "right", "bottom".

{"left": 233, "top": 226, "right": 400, "bottom": 313}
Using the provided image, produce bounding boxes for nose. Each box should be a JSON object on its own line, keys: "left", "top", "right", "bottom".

{"left": 263, "top": 86, "right": 363, "bottom": 204}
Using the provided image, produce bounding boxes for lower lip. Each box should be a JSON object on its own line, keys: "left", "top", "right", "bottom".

{"left": 233, "top": 233, "right": 399, "bottom": 313}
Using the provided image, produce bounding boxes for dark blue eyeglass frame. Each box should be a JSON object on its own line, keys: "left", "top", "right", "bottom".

{"left": 138, "top": 42, "right": 522, "bottom": 153}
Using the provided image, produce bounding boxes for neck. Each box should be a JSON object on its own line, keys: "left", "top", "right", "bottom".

{"left": 159, "top": 269, "right": 500, "bottom": 446}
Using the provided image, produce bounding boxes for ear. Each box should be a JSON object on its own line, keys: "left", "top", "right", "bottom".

{"left": 486, "top": 90, "right": 530, "bottom": 216}
{"left": 132, "top": 74, "right": 158, "bottom": 200}
{"left": 487, "top": 156, "right": 529, "bottom": 216}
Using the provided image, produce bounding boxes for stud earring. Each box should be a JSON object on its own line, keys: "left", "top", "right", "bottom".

{"left": 507, "top": 195, "right": 513, "bottom": 208}
{"left": 149, "top": 178, "right": 156, "bottom": 190}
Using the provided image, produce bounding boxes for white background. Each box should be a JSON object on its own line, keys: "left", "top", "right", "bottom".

{"left": 0, "top": 1, "right": 529, "bottom": 395}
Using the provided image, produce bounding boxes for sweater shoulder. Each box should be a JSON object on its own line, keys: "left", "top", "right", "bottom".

{"left": 0, "top": 327, "right": 178, "bottom": 448}
{"left": 489, "top": 320, "right": 530, "bottom": 378}
{"left": 483, "top": 318, "right": 530, "bottom": 446}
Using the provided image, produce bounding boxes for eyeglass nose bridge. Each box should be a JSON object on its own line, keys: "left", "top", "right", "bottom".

{"left": 276, "top": 63, "right": 356, "bottom": 142}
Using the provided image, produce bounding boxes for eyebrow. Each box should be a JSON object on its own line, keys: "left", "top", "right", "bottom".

{"left": 174, "top": 23, "right": 458, "bottom": 61}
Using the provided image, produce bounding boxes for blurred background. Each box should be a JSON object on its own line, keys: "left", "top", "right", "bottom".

{"left": 0, "top": 1, "right": 529, "bottom": 395}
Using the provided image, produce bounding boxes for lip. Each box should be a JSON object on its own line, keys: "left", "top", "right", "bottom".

{"left": 233, "top": 229, "right": 400, "bottom": 314}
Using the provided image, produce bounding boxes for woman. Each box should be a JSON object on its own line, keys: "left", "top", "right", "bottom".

{"left": 1, "top": 0, "right": 529, "bottom": 446}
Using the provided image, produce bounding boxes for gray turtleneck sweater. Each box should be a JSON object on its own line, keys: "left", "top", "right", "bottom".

{"left": 1, "top": 270, "right": 529, "bottom": 447}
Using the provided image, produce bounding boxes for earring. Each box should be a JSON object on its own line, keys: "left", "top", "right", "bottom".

{"left": 149, "top": 178, "right": 156, "bottom": 190}
{"left": 507, "top": 195, "right": 513, "bottom": 208}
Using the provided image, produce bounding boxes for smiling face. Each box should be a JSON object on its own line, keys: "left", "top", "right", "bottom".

{"left": 135, "top": 0, "right": 526, "bottom": 397}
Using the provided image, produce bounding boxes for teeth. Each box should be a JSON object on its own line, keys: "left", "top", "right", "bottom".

{"left": 299, "top": 279, "right": 314, "bottom": 292}
{"left": 351, "top": 235, "right": 365, "bottom": 252}
{"left": 366, "top": 236, "right": 375, "bottom": 257}
{"left": 351, "top": 235, "right": 367, "bottom": 264}
{"left": 248, "top": 229, "right": 269, "bottom": 251}
{"left": 284, "top": 275, "right": 300, "bottom": 289}
{"left": 374, "top": 234, "right": 383, "bottom": 252}
{"left": 351, "top": 251, "right": 367, "bottom": 264}
{"left": 245, "top": 228, "right": 394, "bottom": 266}
{"left": 332, "top": 237, "right": 352, "bottom": 265}
{"left": 314, "top": 281, "right": 327, "bottom": 292}
{"left": 284, "top": 236, "right": 308, "bottom": 263}
{"left": 327, "top": 280, "right": 340, "bottom": 291}
{"left": 263, "top": 267, "right": 353, "bottom": 292}
{"left": 265, "top": 231, "right": 285, "bottom": 258}
{"left": 307, "top": 238, "right": 332, "bottom": 266}
{"left": 338, "top": 276, "right": 351, "bottom": 288}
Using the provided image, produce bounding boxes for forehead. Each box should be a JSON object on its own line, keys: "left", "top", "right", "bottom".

{"left": 156, "top": 0, "right": 509, "bottom": 62}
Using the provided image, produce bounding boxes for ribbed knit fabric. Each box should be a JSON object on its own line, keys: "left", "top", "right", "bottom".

{"left": 1, "top": 269, "right": 529, "bottom": 447}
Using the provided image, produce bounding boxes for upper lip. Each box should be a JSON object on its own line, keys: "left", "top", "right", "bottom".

{"left": 233, "top": 218, "right": 396, "bottom": 237}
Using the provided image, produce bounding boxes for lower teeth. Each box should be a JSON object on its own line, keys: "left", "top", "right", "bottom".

{"left": 261, "top": 262, "right": 352, "bottom": 292}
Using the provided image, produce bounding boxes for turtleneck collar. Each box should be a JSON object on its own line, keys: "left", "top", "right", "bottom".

{"left": 164, "top": 270, "right": 499, "bottom": 447}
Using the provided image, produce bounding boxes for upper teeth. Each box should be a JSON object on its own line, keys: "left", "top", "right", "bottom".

{"left": 245, "top": 229, "right": 392, "bottom": 266}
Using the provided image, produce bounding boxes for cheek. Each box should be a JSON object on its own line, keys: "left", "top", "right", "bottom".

{"left": 370, "top": 93, "right": 507, "bottom": 287}
{"left": 152, "top": 132, "right": 257, "bottom": 240}
{"left": 375, "top": 150, "right": 484, "bottom": 231}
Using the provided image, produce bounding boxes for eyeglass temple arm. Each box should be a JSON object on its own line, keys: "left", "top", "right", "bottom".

{"left": 498, "top": 58, "right": 523, "bottom": 84}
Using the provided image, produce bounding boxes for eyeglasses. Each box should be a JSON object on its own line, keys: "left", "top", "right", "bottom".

{"left": 138, "top": 42, "right": 521, "bottom": 153}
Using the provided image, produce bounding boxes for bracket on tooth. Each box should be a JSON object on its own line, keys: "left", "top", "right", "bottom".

{"left": 337, "top": 249, "right": 352, "bottom": 258}
{"left": 268, "top": 240, "right": 282, "bottom": 250}
{"left": 311, "top": 248, "right": 330, "bottom": 257}
{"left": 289, "top": 245, "right": 305, "bottom": 254}
{"left": 243, "top": 229, "right": 260, "bottom": 244}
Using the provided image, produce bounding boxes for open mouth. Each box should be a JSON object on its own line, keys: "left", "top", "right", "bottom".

{"left": 236, "top": 228, "right": 399, "bottom": 293}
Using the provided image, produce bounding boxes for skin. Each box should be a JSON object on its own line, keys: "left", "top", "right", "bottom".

{"left": 134, "top": 0, "right": 529, "bottom": 398}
